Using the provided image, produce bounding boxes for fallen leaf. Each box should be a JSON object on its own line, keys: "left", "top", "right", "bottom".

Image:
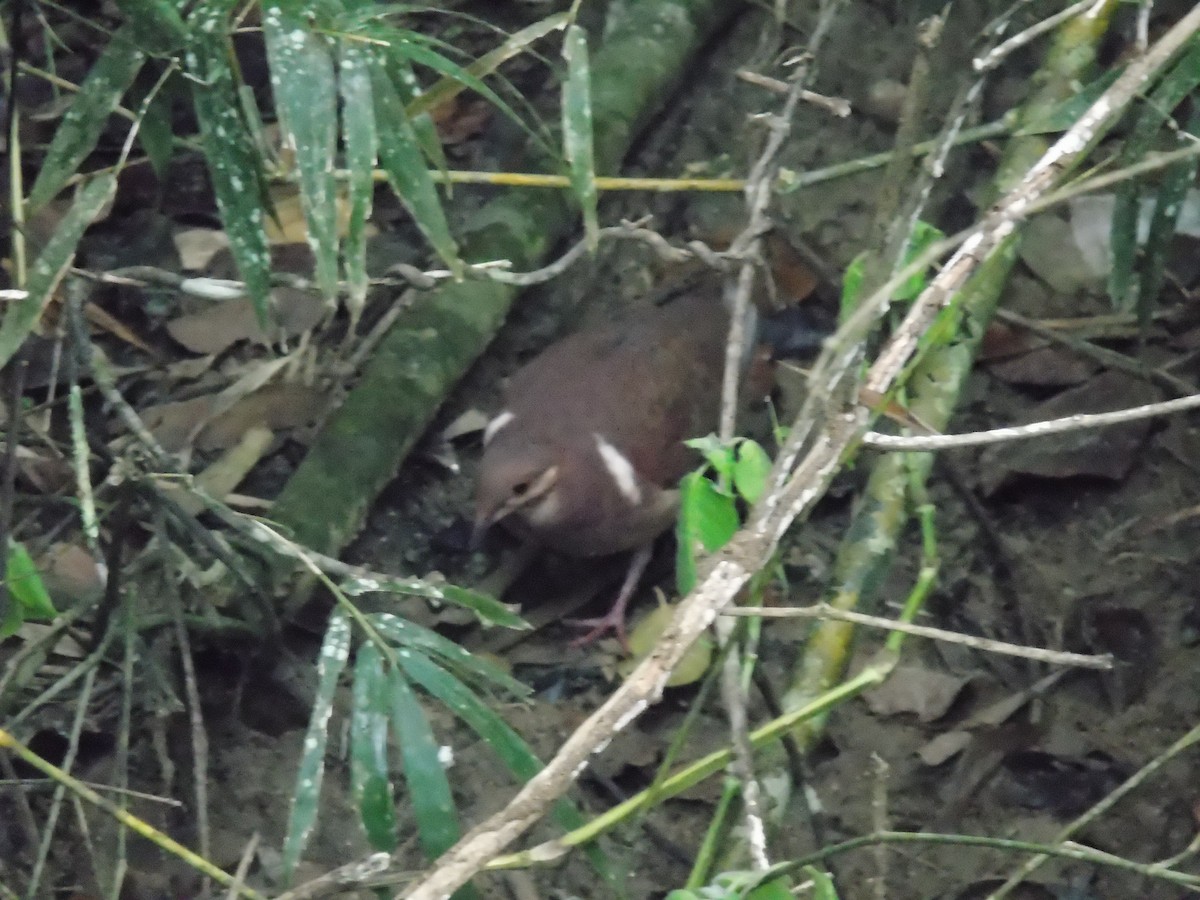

{"left": 165, "top": 286, "right": 327, "bottom": 354}
{"left": 174, "top": 227, "right": 230, "bottom": 270}
{"left": 864, "top": 664, "right": 970, "bottom": 722}
{"left": 979, "top": 370, "right": 1159, "bottom": 495}
{"left": 198, "top": 383, "right": 328, "bottom": 451}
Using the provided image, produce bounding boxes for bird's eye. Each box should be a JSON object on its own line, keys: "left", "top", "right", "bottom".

{"left": 512, "top": 481, "right": 530, "bottom": 496}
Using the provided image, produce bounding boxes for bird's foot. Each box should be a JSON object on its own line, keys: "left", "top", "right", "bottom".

{"left": 566, "top": 609, "right": 630, "bottom": 651}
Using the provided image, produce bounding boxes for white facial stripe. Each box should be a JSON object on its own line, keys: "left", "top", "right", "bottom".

{"left": 594, "top": 433, "right": 642, "bottom": 505}
{"left": 483, "top": 410, "right": 515, "bottom": 445}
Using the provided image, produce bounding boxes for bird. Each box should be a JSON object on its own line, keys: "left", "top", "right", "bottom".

{"left": 472, "top": 281, "right": 742, "bottom": 647}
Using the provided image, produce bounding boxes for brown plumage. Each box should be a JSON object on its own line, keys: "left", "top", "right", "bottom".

{"left": 473, "top": 286, "right": 733, "bottom": 643}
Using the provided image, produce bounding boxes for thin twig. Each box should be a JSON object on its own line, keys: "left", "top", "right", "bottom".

{"left": 721, "top": 605, "right": 1111, "bottom": 668}
{"left": 863, "top": 390, "right": 1200, "bottom": 452}
{"left": 974, "top": 0, "right": 1099, "bottom": 72}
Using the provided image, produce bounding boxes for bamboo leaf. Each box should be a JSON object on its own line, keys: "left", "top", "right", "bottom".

{"left": 112, "top": 0, "right": 188, "bottom": 54}
{"left": 187, "top": 0, "right": 272, "bottom": 318}
{"left": 561, "top": 24, "right": 598, "bottom": 249}
{"left": 369, "top": 52, "right": 461, "bottom": 273}
{"left": 350, "top": 644, "right": 398, "bottom": 850}
{"left": 281, "top": 611, "right": 352, "bottom": 880}
{"left": 27, "top": 27, "right": 146, "bottom": 210}
{"left": 341, "top": 574, "right": 528, "bottom": 630}
{"left": 339, "top": 41, "right": 377, "bottom": 317}
{"left": 367, "top": 613, "right": 530, "bottom": 699}
{"left": 0, "top": 175, "right": 117, "bottom": 370}
{"left": 263, "top": 6, "right": 340, "bottom": 301}
{"left": 387, "top": 667, "right": 461, "bottom": 859}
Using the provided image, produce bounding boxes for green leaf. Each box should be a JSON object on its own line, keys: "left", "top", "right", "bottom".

{"left": 350, "top": 644, "right": 398, "bottom": 851}
{"left": 339, "top": 41, "right": 377, "bottom": 316}
{"left": 561, "top": 24, "right": 598, "bottom": 250}
{"left": 187, "top": 1, "right": 272, "bottom": 319}
{"left": 0, "top": 174, "right": 118, "bottom": 370}
{"left": 892, "top": 220, "right": 945, "bottom": 302}
{"left": 387, "top": 666, "right": 460, "bottom": 859}
{"left": 396, "top": 651, "right": 614, "bottom": 884}
{"left": 112, "top": 0, "right": 188, "bottom": 54}
{"left": 341, "top": 574, "right": 528, "bottom": 630}
{"left": 839, "top": 250, "right": 868, "bottom": 321}
{"left": 369, "top": 52, "right": 461, "bottom": 273}
{"left": 1139, "top": 106, "right": 1200, "bottom": 319}
{"left": 367, "top": 613, "right": 530, "bottom": 699}
{"left": 5, "top": 541, "right": 56, "bottom": 621}
{"left": 1110, "top": 37, "right": 1200, "bottom": 311}
{"left": 675, "top": 473, "right": 738, "bottom": 596}
{"left": 732, "top": 440, "right": 771, "bottom": 505}
{"left": 803, "top": 867, "right": 840, "bottom": 900}
{"left": 263, "top": 6, "right": 340, "bottom": 301}
{"left": 1016, "top": 67, "right": 1121, "bottom": 135}
{"left": 136, "top": 81, "right": 178, "bottom": 185}
{"left": 685, "top": 435, "right": 736, "bottom": 484}
{"left": 27, "top": 27, "right": 146, "bottom": 210}
{"left": 385, "top": 53, "right": 449, "bottom": 190}
{"left": 281, "top": 611, "right": 352, "bottom": 880}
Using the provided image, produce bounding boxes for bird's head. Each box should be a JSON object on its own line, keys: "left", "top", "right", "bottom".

{"left": 472, "top": 437, "right": 562, "bottom": 547}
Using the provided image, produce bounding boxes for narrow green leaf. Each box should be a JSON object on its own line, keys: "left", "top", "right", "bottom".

{"left": 340, "top": 41, "right": 377, "bottom": 316}
{"left": 732, "top": 440, "right": 772, "bottom": 505}
{"left": 561, "top": 24, "right": 598, "bottom": 250}
{"left": 263, "top": 6, "right": 340, "bottom": 301}
{"left": 0, "top": 174, "right": 117, "bottom": 370}
{"left": 341, "top": 574, "right": 528, "bottom": 630}
{"left": 1139, "top": 106, "right": 1200, "bottom": 319}
{"left": 187, "top": 2, "right": 272, "bottom": 318}
{"left": 281, "top": 611, "right": 352, "bottom": 880}
{"left": 367, "top": 613, "right": 530, "bottom": 699}
{"left": 397, "top": 652, "right": 613, "bottom": 883}
{"left": 387, "top": 667, "right": 460, "bottom": 859}
{"left": 369, "top": 53, "right": 461, "bottom": 273}
{"left": 386, "top": 54, "right": 449, "bottom": 191}
{"left": 136, "top": 81, "right": 177, "bottom": 184}
{"left": 839, "top": 250, "right": 868, "bottom": 321}
{"left": 112, "top": 0, "right": 188, "bottom": 54}
{"left": 27, "top": 27, "right": 146, "bottom": 210}
{"left": 675, "top": 473, "right": 738, "bottom": 596}
{"left": 893, "top": 220, "right": 945, "bottom": 302}
{"left": 1110, "top": 37, "right": 1200, "bottom": 310}
{"left": 350, "top": 644, "right": 399, "bottom": 850}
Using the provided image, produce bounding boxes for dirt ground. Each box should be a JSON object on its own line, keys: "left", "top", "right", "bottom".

{"left": 7, "top": 1, "right": 1200, "bottom": 899}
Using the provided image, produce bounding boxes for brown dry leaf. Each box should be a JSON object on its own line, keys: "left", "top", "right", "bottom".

{"left": 175, "top": 227, "right": 230, "bottom": 270}
{"left": 85, "top": 301, "right": 157, "bottom": 357}
{"left": 864, "top": 664, "right": 971, "bottom": 722}
{"left": 199, "top": 383, "right": 328, "bottom": 451}
{"left": 163, "top": 425, "right": 275, "bottom": 516}
{"left": 979, "top": 370, "right": 1159, "bottom": 495}
{"left": 15, "top": 445, "right": 73, "bottom": 493}
{"left": 166, "top": 286, "right": 327, "bottom": 354}
{"left": 765, "top": 232, "right": 819, "bottom": 304}
{"left": 264, "top": 183, "right": 354, "bottom": 244}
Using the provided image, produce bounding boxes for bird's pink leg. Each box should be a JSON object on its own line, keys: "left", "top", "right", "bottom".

{"left": 566, "top": 544, "right": 654, "bottom": 650}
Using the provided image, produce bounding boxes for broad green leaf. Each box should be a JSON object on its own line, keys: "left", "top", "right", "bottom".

{"left": 281, "top": 611, "right": 351, "bottom": 880}
{"left": 803, "top": 867, "right": 840, "bottom": 900}
{"left": 187, "top": 1, "right": 272, "bottom": 319}
{"left": 27, "top": 27, "right": 146, "bottom": 210}
{"left": 112, "top": 0, "right": 188, "bottom": 54}
{"left": 341, "top": 574, "right": 528, "bottom": 630}
{"left": 732, "top": 440, "right": 772, "bottom": 505}
{"left": 387, "top": 667, "right": 460, "bottom": 859}
{"left": 675, "top": 473, "right": 738, "bottom": 596}
{"left": 0, "top": 174, "right": 117, "bottom": 370}
{"left": 685, "top": 435, "right": 736, "bottom": 484}
{"left": 369, "top": 54, "right": 461, "bottom": 273}
{"left": 350, "top": 644, "right": 398, "bottom": 850}
{"left": 263, "top": 6, "right": 340, "bottom": 301}
{"left": 367, "top": 613, "right": 530, "bottom": 699}
{"left": 2, "top": 541, "right": 58, "bottom": 640}
{"left": 561, "top": 24, "right": 597, "bottom": 249}
{"left": 339, "top": 41, "right": 377, "bottom": 317}
{"left": 5, "top": 541, "right": 56, "bottom": 621}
